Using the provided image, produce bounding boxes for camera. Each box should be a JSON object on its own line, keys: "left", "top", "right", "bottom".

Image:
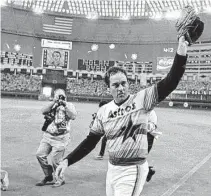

{"left": 56, "top": 94, "right": 66, "bottom": 108}
{"left": 42, "top": 110, "right": 55, "bottom": 132}
{"left": 42, "top": 94, "right": 66, "bottom": 132}
{"left": 58, "top": 94, "right": 65, "bottom": 101}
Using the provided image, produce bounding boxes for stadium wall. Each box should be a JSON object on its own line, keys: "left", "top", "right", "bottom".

{"left": 1, "top": 32, "right": 178, "bottom": 74}
{"left": 1, "top": 7, "right": 211, "bottom": 74}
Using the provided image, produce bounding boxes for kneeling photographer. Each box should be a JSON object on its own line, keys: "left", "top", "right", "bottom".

{"left": 36, "top": 89, "right": 76, "bottom": 188}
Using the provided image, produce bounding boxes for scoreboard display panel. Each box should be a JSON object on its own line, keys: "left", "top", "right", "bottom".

{"left": 76, "top": 43, "right": 178, "bottom": 74}
{"left": 78, "top": 59, "right": 115, "bottom": 72}
{"left": 152, "top": 43, "right": 178, "bottom": 74}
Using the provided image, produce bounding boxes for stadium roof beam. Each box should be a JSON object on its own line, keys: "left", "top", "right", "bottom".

{"left": 4, "top": 0, "right": 211, "bottom": 19}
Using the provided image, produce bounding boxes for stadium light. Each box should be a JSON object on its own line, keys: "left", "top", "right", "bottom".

{"left": 131, "top": 53, "right": 137, "bottom": 60}
{"left": 14, "top": 44, "right": 21, "bottom": 52}
{"left": 5, "top": 0, "right": 211, "bottom": 19}
{"left": 91, "top": 44, "right": 99, "bottom": 51}
{"left": 109, "top": 44, "right": 115, "bottom": 49}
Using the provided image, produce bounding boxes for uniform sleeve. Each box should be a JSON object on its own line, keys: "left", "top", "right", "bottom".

{"left": 64, "top": 107, "right": 105, "bottom": 166}
{"left": 142, "top": 85, "right": 159, "bottom": 111}
{"left": 90, "top": 110, "right": 105, "bottom": 136}
{"left": 157, "top": 53, "right": 187, "bottom": 102}
{"left": 64, "top": 132, "right": 102, "bottom": 166}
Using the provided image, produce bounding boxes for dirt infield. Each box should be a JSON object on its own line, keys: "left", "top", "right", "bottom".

{"left": 1, "top": 98, "right": 211, "bottom": 196}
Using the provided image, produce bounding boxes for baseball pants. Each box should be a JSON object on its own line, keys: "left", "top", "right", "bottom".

{"left": 106, "top": 161, "right": 149, "bottom": 196}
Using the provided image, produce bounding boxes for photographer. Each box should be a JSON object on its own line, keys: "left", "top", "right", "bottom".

{"left": 36, "top": 89, "right": 76, "bottom": 188}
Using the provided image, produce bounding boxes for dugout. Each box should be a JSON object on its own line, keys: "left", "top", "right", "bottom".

{"left": 41, "top": 69, "right": 67, "bottom": 98}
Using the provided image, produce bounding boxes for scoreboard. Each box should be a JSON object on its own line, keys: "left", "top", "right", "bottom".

{"left": 154, "top": 43, "right": 178, "bottom": 73}
{"left": 78, "top": 59, "right": 115, "bottom": 72}
{"left": 1, "top": 51, "right": 33, "bottom": 67}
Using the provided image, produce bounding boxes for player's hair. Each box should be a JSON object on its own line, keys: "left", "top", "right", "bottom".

{"left": 104, "top": 66, "right": 128, "bottom": 87}
{"left": 99, "top": 100, "right": 108, "bottom": 107}
{"left": 52, "top": 51, "right": 61, "bottom": 58}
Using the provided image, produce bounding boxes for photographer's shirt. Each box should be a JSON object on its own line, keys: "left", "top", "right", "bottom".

{"left": 45, "top": 105, "right": 71, "bottom": 139}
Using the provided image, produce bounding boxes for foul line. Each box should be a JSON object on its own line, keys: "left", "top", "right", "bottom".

{"left": 160, "top": 152, "right": 211, "bottom": 196}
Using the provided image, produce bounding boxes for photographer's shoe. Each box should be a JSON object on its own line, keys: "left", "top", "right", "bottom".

{"left": 95, "top": 155, "right": 104, "bottom": 160}
{"left": 52, "top": 180, "right": 65, "bottom": 188}
{"left": 35, "top": 175, "right": 53, "bottom": 186}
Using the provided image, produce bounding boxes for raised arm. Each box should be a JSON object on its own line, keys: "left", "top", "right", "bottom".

{"left": 157, "top": 37, "right": 188, "bottom": 102}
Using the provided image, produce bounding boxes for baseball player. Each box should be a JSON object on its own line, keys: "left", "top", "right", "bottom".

{"left": 55, "top": 37, "right": 188, "bottom": 196}
{"left": 35, "top": 89, "right": 77, "bottom": 188}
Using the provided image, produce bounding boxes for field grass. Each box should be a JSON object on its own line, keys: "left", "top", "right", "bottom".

{"left": 1, "top": 98, "right": 211, "bottom": 196}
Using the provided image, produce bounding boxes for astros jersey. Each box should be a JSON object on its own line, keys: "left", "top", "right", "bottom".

{"left": 90, "top": 85, "right": 158, "bottom": 166}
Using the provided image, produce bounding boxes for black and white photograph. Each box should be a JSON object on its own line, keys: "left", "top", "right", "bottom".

{"left": 1, "top": 1, "right": 211, "bottom": 196}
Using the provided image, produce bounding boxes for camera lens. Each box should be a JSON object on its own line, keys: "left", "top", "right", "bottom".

{"left": 59, "top": 95, "right": 65, "bottom": 100}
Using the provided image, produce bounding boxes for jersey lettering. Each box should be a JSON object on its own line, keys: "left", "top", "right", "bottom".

{"left": 108, "top": 102, "right": 136, "bottom": 119}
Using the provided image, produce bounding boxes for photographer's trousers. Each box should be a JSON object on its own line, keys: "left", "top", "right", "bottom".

{"left": 36, "top": 132, "right": 70, "bottom": 179}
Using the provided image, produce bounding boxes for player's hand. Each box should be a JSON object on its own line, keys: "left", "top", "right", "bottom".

{"left": 177, "top": 36, "right": 189, "bottom": 56}
{"left": 55, "top": 159, "right": 68, "bottom": 180}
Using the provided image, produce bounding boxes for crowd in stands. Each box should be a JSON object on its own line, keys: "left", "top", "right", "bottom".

{"left": 1, "top": 73, "right": 41, "bottom": 92}
{"left": 177, "top": 80, "right": 211, "bottom": 94}
{"left": 67, "top": 78, "right": 109, "bottom": 96}
{"left": 1, "top": 49, "right": 210, "bottom": 97}
{"left": 66, "top": 77, "right": 211, "bottom": 96}
{"left": 1, "top": 72, "right": 211, "bottom": 97}
{"left": 66, "top": 78, "right": 145, "bottom": 97}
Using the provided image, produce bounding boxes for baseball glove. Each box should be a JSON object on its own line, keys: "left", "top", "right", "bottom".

{"left": 175, "top": 6, "right": 204, "bottom": 46}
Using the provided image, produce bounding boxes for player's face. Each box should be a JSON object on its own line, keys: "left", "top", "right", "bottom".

{"left": 109, "top": 72, "right": 129, "bottom": 104}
